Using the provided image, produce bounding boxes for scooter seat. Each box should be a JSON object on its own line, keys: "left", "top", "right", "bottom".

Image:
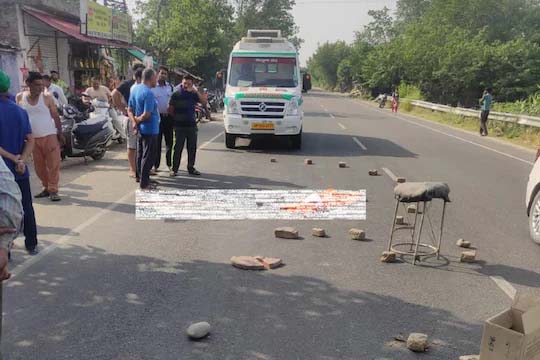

{"left": 73, "top": 118, "right": 108, "bottom": 136}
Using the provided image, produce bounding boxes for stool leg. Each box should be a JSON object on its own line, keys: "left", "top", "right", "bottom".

{"left": 409, "top": 201, "right": 420, "bottom": 252}
{"left": 387, "top": 199, "right": 400, "bottom": 251}
{"left": 412, "top": 201, "right": 427, "bottom": 265}
{"left": 436, "top": 201, "right": 447, "bottom": 259}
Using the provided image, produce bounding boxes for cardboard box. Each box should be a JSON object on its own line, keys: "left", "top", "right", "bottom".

{"left": 480, "top": 294, "right": 540, "bottom": 359}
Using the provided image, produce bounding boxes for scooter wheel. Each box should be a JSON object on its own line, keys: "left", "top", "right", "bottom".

{"left": 91, "top": 150, "right": 106, "bottom": 161}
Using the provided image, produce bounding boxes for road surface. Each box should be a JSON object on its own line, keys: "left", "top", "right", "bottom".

{"left": 3, "top": 90, "right": 540, "bottom": 359}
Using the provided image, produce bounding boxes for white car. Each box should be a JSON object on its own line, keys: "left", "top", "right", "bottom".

{"left": 526, "top": 150, "right": 540, "bottom": 243}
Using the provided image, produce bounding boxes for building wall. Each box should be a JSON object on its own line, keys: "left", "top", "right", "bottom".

{"left": 0, "top": 51, "right": 22, "bottom": 93}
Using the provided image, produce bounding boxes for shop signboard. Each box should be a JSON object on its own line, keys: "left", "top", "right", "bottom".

{"left": 86, "top": 1, "right": 113, "bottom": 39}
{"left": 112, "top": 9, "right": 132, "bottom": 43}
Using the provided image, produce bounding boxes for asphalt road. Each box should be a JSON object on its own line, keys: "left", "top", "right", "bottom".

{"left": 3, "top": 90, "right": 540, "bottom": 359}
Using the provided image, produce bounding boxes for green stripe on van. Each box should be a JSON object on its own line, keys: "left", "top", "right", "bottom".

{"left": 231, "top": 52, "right": 297, "bottom": 58}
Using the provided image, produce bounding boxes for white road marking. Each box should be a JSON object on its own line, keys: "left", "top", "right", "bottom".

{"left": 353, "top": 137, "right": 367, "bottom": 150}
{"left": 490, "top": 276, "right": 517, "bottom": 299}
{"left": 338, "top": 122, "right": 346, "bottom": 130}
{"left": 329, "top": 113, "right": 336, "bottom": 119}
{"left": 393, "top": 114, "right": 534, "bottom": 166}
{"left": 10, "top": 131, "right": 225, "bottom": 278}
{"left": 382, "top": 167, "right": 398, "bottom": 182}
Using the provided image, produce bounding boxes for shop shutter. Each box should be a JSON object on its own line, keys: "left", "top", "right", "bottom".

{"left": 27, "top": 36, "right": 58, "bottom": 74}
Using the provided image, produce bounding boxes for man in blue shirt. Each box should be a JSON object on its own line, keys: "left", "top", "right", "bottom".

{"left": 128, "top": 68, "right": 160, "bottom": 190}
{"left": 479, "top": 87, "right": 493, "bottom": 137}
{"left": 0, "top": 70, "right": 39, "bottom": 255}
{"left": 168, "top": 74, "right": 206, "bottom": 176}
{"left": 151, "top": 66, "right": 173, "bottom": 172}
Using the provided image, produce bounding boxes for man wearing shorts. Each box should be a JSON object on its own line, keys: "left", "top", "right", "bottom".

{"left": 112, "top": 64, "right": 145, "bottom": 178}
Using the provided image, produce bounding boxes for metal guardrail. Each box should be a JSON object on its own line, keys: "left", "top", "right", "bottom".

{"left": 410, "top": 100, "right": 540, "bottom": 128}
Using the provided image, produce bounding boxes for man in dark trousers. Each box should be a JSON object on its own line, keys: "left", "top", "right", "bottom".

{"left": 0, "top": 70, "right": 39, "bottom": 255}
{"left": 128, "top": 68, "right": 160, "bottom": 190}
{"left": 168, "top": 74, "right": 207, "bottom": 176}
{"left": 151, "top": 66, "right": 173, "bottom": 172}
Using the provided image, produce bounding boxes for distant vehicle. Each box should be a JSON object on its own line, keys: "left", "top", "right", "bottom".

{"left": 223, "top": 29, "right": 303, "bottom": 150}
{"left": 376, "top": 94, "right": 388, "bottom": 108}
{"left": 526, "top": 150, "right": 540, "bottom": 243}
{"left": 302, "top": 73, "right": 312, "bottom": 93}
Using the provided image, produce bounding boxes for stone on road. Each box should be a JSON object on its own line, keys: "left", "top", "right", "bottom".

{"left": 312, "top": 228, "right": 327, "bottom": 237}
{"left": 380, "top": 251, "right": 397, "bottom": 263}
{"left": 406, "top": 333, "right": 429, "bottom": 352}
{"left": 231, "top": 256, "right": 282, "bottom": 270}
{"left": 369, "top": 169, "right": 379, "bottom": 176}
{"left": 349, "top": 228, "right": 366, "bottom": 241}
{"left": 397, "top": 177, "right": 407, "bottom": 183}
{"left": 187, "top": 322, "right": 212, "bottom": 340}
{"left": 338, "top": 161, "right": 348, "bottom": 168}
{"left": 460, "top": 251, "right": 477, "bottom": 263}
{"left": 304, "top": 159, "right": 313, "bottom": 165}
{"left": 275, "top": 227, "right": 300, "bottom": 239}
{"left": 457, "top": 238, "right": 472, "bottom": 248}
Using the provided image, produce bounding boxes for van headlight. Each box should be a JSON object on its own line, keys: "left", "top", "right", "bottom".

{"left": 286, "top": 100, "right": 299, "bottom": 116}
{"left": 226, "top": 99, "right": 240, "bottom": 114}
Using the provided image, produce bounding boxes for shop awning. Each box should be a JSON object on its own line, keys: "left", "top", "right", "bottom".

{"left": 127, "top": 49, "right": 158, "bottom": 66}
{"left": 23, "top": 7, "right": 134, "bottom": 49}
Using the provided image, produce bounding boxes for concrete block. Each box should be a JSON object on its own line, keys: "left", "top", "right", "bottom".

{"left": 274, "top": 227, "right": 299, "bottom": 239}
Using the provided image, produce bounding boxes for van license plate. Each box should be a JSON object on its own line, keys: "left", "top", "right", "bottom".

{"left": 251, "top": 122, "right": 275, "bottom": 130}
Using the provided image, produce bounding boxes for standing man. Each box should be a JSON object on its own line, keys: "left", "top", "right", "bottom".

{"left": 479, "top": 87, "right": 493, "bottom": 137}
{"left": 0, "top": 70, "right": 39, "bottom": 255}
{"left": 151, "top": 66, "right": 173, "bottom": 172}
{"left": 85, "top": 76, "right": 112, "bottom": 103}
{"left": 128, "top": 68, "right": 160, "bottom": 190}
{"left": 43, "top": 74, "right": 67, "bottom": 106}
{"left": 16, "top": 71, "right": 65, "bottom": 202}
{"left": 112, "top": 64, "right": 145, "bottom": 179}
{"left": 169, "top": 75, "right": 206, "bottom": 177}
{"left": 50, "top": 70, "right": 69, "bottom": 95}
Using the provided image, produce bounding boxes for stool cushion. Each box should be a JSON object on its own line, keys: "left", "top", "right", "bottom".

{"left": 394, "top": 182, "right": 450, "bottom": 202}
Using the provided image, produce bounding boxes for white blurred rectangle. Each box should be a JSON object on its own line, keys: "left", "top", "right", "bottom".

{"left": 136, "top": 189, "right": 366, "bottom": 220}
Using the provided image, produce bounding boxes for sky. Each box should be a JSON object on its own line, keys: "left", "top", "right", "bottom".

{"left": 126, "top": 0, "right": 398, "bottom": 65}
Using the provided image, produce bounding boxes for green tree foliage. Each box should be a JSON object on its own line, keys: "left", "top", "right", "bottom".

{"left": 233, "top": 0, "right": 302, "bottom": 48}
{"left": 133, "top": 0, "right": 300, "bottom": 80}
{"left": 308, "top": 0, "right": 540, "bottom": 106}
{"left": 307, "top": 41, "right": 351, "bottom": 89}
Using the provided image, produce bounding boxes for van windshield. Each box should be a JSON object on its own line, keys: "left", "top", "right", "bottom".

{"left": 229, "top": 57, "right": 298, "bottom": 88}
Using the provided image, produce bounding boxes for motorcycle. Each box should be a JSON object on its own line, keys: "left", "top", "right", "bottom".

{"left": 376, "top": 94, "right": 388, "bottom": 108}
{"left": 208, "top": 91, "right": 219, "bottom": 113}
{"left": 195, "top": 102, "right": 205, "bottom": 123}
{"left": 60, "top": 97, "right": 114, "bottom": 161}
{"left": 89, "top": 98, "right": 127, "bottom": 144}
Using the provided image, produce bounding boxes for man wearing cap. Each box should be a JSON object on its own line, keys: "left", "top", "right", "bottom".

{"left": 0, "top": 70, "right": 39, "bottom": 256}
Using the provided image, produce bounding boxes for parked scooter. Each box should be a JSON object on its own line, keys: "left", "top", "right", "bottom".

{"left": 60, "top": 96, "right": 114, "bottom": 161}
{"left": 89, "top": 98, "right": 127, "bottom": 144}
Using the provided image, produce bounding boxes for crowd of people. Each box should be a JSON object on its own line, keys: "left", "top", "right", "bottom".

{"left": 0, "top": 62, "right": 210, "bottom": 270}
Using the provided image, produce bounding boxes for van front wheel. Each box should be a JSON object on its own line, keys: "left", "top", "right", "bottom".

{"left": 225, "top": 132, "right": 236, "bottom": 149}
{"left": 290, "top": 131, "right": 302, "bottom": 150}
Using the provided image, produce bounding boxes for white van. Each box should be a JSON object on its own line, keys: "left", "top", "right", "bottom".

{"left": 223, "top": 30, "right": 303, "bottom": 149}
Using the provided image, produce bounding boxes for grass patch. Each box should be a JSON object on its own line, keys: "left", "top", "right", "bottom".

{"left": 400, "top": 100, "right": 540, "bottom": 149}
